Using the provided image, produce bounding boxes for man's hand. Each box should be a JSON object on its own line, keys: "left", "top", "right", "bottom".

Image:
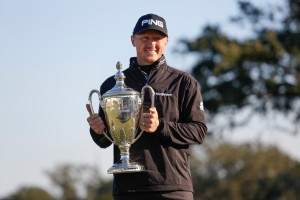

{"left": 86, "top": 104, "right": 106, "bottom": 135}
{"left": 140, "top": 107, "right": 159, "bottom": 133}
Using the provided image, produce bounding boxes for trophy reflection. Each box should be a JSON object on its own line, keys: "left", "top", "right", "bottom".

{"left": 88, "top": 61, "right": 155, "bottom": 174}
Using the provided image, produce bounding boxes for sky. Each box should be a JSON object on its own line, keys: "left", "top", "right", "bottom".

{"left": 1, "top": 0, "right": 299, "bottom": 198}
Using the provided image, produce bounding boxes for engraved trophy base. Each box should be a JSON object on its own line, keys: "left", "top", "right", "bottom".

{"left": 107, "top": 162, "right": 145, "bottom": 174}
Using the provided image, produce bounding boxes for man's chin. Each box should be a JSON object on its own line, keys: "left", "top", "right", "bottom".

{"left": 144, "top": 56, "right": 159, "bottom": 63}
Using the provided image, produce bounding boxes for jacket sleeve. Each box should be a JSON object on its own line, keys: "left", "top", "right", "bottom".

{"left": 90, "top": 129, "right": 112, "bottom": 148}
{"left": 154, "top": 77, "right": 207, "bottom": 146}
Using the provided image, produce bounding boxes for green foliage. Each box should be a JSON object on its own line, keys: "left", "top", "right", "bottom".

{"left": 191, "top": 139, "right": 300, "bottom": 200}
{"left": 179, "top": 0, "right": 300, "bottom": 134}
{"left": 45, "top": 163, "right": 112, "bottom": 200}
{"left": 1, "top": 164, "right": 113, "bottom": 200}
{"left": 4, "top": 186, "right": 55, "bottom": 200}
{"left": 3, "top": 148, "right": 299, "bottom": 200}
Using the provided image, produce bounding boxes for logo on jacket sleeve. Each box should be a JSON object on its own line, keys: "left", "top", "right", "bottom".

{"left": 200, "top": 101, "right": 204, "bottom": 111}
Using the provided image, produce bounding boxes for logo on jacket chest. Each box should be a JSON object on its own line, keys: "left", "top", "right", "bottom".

{"left": 155, "top": 92, "right": 172, "bottom": 97}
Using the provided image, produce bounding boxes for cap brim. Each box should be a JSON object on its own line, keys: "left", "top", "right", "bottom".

{"left": 134, "top": 28, "right": 168, "bottom": 37}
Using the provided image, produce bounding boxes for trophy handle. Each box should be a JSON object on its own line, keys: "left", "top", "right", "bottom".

{"left": 134, "top": 85, "right": 156, "bottom": 142}
{"left": 88, "top": 89, "right": 115, "bottom": 144}
{"left": 141, "top": 85, "right": 155, "bottom": 108}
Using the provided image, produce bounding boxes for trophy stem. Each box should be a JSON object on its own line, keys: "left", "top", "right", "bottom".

{"left": 107, "top": 142, "right": 145, "bottom": 174}
{"left": 119, "top": 143, "right": 131, "bottom": 164}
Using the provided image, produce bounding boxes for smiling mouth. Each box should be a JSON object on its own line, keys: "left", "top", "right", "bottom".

{"left": 145, "top": 49, "right": 156, "bottom": 54}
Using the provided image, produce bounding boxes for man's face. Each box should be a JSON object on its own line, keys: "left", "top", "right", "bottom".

{"left": 131, "top": 30, "right": 168, "bottom": 66}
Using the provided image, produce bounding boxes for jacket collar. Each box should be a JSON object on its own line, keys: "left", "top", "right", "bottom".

{"left": 129, "top": 55, "right": 167, "bottom": 70}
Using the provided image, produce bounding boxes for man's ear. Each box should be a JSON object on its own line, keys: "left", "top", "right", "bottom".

{"left": 165, "top": 37, "right": 169, "bottom": 46}
{"left": 131, "top": 35, "right": 136, "bottom": 47}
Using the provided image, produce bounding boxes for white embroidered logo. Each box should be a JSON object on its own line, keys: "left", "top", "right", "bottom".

{"left": 200, "top": 101, "right": 204, "bottom": 111}
{"left": 141, "top": 19, "right": 164, "bottom": 28}
{"left": 156, "top": 92, "right": 172, "bottom": 97}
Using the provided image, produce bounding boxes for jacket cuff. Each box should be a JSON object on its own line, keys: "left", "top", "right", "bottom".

{"left": 154, "top": 119, "right": 169, "bottom": 140}
{"left": 90, "top": 127, "right": 112, "bottom": 148}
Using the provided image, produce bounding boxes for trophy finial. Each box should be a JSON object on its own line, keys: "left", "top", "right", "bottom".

{"left": 114, "top": 61, "right": 125, "bottom": 86}
{"left": 116, "top": 61, "right": 122, "bottom": 71}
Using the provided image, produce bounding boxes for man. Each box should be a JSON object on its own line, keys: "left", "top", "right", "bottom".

{"left": 86, "top": 13, "right": 207, "bottom": 200}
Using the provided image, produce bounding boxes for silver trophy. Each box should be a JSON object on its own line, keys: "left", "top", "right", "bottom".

{"left": 88, "top": 61, "right": 155, "bottom": 174}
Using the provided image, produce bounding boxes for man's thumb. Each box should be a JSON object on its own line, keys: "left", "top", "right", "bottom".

{"left": 86, "top": 104, "right": 93, "bottom": 116}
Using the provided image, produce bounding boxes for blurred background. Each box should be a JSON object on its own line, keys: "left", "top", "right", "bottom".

{"left": 1, "top": 0, "right": 300, "bottom": 199}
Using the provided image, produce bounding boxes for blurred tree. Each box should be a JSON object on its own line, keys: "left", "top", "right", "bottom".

{"left": 45, "top": 163, "right": 112, "bottom": 200}
{"left": 2, "top": 150, "right": 299, "bottom": 200}
{"left": 46, "top": 164, "right": 79, "bottom": 200}
{"left": 3, "top": 186, "right": 55, "bottom": 200}
{"left": 177, "top": 0, "right": 300, "bottom": 134}
{"left": 191, "top": 140, "right": 300, "bottom": 200}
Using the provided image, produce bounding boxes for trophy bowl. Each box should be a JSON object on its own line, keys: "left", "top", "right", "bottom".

{"left": 88, "top": 61, "right": 155, "bottom": 174}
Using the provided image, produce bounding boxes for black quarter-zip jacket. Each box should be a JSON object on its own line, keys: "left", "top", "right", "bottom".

{"left": 90, "top": 55, "right": 207, "bottom": 195}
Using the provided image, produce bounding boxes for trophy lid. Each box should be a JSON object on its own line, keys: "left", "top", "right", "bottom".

{"left": 102, "top": 61, "right": 140, "bottom": 98}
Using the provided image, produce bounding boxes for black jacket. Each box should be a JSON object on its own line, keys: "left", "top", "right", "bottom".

{"left": 90, "top": 55, "right": 207, "bottom": 195}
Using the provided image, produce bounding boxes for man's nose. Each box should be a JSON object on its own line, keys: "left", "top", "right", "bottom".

{"left": 147, "top": 38, "right": 157, "bottom": 45}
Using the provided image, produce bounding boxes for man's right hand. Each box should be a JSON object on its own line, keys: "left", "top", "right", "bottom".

{"left": 86, "top": 104, "right": 106, "bottom": 135}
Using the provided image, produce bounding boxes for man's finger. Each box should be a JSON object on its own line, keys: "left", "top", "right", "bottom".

{"left": 86, "top": 104, "right": 93, "bottom": 116}
{"left": 149, "top": 107, "right": 157, "bottom": 114}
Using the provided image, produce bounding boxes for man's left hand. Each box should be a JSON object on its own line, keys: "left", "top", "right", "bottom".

{"left": 140, "top": 107, "right": 159, "bottom": 133}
